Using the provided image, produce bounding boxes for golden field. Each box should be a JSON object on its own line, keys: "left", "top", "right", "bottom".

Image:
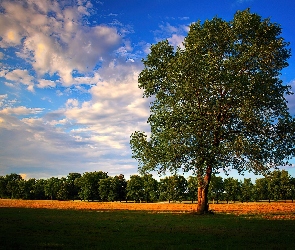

{"left": 1, "top": 199, "right": 295, "bottom": 219}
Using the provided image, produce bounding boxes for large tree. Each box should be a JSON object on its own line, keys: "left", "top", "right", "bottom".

{"left": 130, "top": 9, "right": 295, "bottom": 213}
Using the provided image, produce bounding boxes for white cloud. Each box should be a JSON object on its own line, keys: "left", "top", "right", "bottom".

{"left": 0, "top": 0, "right": 149, "bottom": 179}
{"left": 66, "top": 98, "right": 79, "bottom": 108}
{"left": 0, "top": 94, "right": 8, "bottom": 100}
{"left": 57, "top": 60, "right": 150, "bottom": 151}
{"left": 4, "top": 82, "right": 17, "bottom": 88}
{"left": 72, "top": 72, "right": 100, "bottom": 85}
{"left": 0, "top": 0, "right": 123, "bottom": 87}
{"left": 37, "top": 79, "right": 56, "bottom": 88}
{"left": 0, "top": 107, "right": 142, "bottom": 178}
{"left": 0, "top": 114, "right": 96, "bottom": 177}
{"left": 0, "top": 94, "right": 8, "bottom": 107}
{"left": 0, "top": 57, "right": 150, "bottom": 178}
{"left": 77, "top": 5, "right": 90, "bottom": 16}
{"left": 154, "top": 23, "right": 189, "bottom": 47}
{"left": 0, "top": 106, "right": 43, "bottom": 116}
{"left": 168, "top": 34, "right": 185, "bottom": 48}
{"left": 4, "top": 69, "right": 32, "bottom": 82}
{"left": 1, "top": 69, "right": 35, "bottom": 91}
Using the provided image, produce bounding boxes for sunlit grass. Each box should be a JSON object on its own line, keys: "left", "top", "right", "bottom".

{"left": 0, "top": 207, "right": 295, "bottom": 249}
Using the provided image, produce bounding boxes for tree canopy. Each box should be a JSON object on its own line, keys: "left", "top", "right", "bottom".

{"left": 130, "top": 9, "right": 295, "bottom": 213}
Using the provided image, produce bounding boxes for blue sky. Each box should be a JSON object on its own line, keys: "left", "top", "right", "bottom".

{"left": 0, "top": 0, "right": 295, "bottom": 180}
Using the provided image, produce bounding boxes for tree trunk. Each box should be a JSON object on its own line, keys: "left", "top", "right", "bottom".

{"left": 196, "top": 166, "right": 212, "bottom": 214}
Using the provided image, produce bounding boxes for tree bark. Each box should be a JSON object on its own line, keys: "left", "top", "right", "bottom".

{"left": 196, "top": 166, "right": 212, "bottom": 214}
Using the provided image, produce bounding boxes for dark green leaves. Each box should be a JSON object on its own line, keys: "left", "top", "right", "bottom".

{"left": 130, "top": 9, "right": 294, "bottom": 177}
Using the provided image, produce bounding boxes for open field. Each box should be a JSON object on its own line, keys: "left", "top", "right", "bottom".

{"left": 1, "top": 199, "right": 295, "bottom": 219}
{"left": 1, "top": 200, "right": 295, "bottom": 249}
{"left": 1, "top": 205, "right": 295, "bottom": 249}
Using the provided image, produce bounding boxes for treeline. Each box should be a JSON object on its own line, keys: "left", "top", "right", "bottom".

{"left": 1, "top": 170, "right": 295, "bottom": 203}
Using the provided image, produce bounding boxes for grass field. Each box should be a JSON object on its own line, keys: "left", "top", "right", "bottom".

{"left": 1, "top": 201, "right": 295, "bottom": 249}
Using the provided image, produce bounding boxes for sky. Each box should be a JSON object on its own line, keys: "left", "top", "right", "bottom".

{"left": 0, "top": 0, "right": 295, "bottom": 181}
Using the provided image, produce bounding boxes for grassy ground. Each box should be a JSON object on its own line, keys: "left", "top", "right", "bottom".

{"left": 1, "top": 207, "right": 295, "bottom": 250}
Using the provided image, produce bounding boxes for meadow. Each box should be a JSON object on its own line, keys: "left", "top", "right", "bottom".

{"left": 1, "top": 200, "right": 295, "bottom": 249}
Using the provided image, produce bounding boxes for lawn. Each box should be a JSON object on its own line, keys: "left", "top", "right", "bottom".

{"left": 1, "top": 207, "right": 295, "bottom": 249}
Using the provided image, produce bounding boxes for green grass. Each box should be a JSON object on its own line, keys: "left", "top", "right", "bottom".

{"left": 0, "top": 208, "right": 295, "bottom": 250}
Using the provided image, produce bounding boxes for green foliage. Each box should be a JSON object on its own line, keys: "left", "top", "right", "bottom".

{"left": 44, "top": 177, "right": 61, "bottom": 200}
{"left": 75, "top": 171, "right": 108, "bottom": 201}
{"left": 289, "top": 177, "right": 295, "bottom": 202}
{"left": 5, "top": 173, "right": 23, "bottom": 199}
{"left": 98, "top": 175, "right": 127, "bottom": 202}
{"left": 126, "top": 175, "right": 144, "bottom": 202}
{"left": 130, "top": 9, "right": 294, "bottom": 197}
{"left": 224, "top": 177, "right": 241, "bottom": 203}
{"left": 187, "top": 176, "right": 198, "bottom": 202}
{"left": 0, "top": 176, "right": 7, "bottom": 198}
{"left": 32, "top": 179, "right": 46, "bottom": 200}
{"left": 208, "top": 175, "right": 224, "bottom": 203}
{"left": 0, "top": 169, "right": 294, "bottom": 202}
{"left": 240, "top": 178, "right": 254, "bottom": 202}
{"left": 266, "top": 169, "right": 293, "bottom": 201}
{"left": 108, "top": 176, "right": 121, "bottom": 201}
{"left": 67, "top": 173, "right": 81, "bottom": 200}
{"left": 18, "top": 178, "right": 36, "bottom": 200}
{"left": 56, "top": 177, "right": 69, "bottom": 201}
{"left": 116, "top": 174, "right": 127, "bottom": 202}
{"left": 99, "top": 177, "right": 112, "bottom": 201}
{"left": 142, "top": 174, "right": 159, "bottom": 202}
{"left": 254, "top": 177, "right": 270, "bottom": 201}
{"left": 159, "top": 175, "right": 187, "bottom": 202}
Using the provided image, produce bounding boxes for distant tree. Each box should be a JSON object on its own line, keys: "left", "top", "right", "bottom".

{"left": 67, "top": 173, "right": 82, "bottom": 200}
{"left": 267, "top": 170, "right": 291, "bottom": 202}
{"left": 0, "top": 175, "right": 8, "bottom": 198}
{"left": 240, "top": 178, "right": 254, "bottom": 202}
{"left": 99, "top": 177, "right": 112, "bottom": 201}
{"left": 130, "top": 9, "right": 295, "bottom": 214}
{"left": 76, "top": 171, "right": 108, "bottom": 201}
{"left": 56, "top": 177, "right": 70, "bottom": 200}
{"left": 126, "top": 175, "right": 144, "bottom": 202}
{"left": 208, "top": 175, "right": 224, "bottom": 204}
{"left": 187, "top": 176, "right": 198, "bottom": 203}
{"left": 44, "top": 177, "right": 61, "bottom": 200}
{"left": 116, "top": 174, "right": 127, "bottom": 202}
{"left": 142, "top": 174, "right": 159, "bottom": 202}
{"left": 159, "top": 175, "right": 187, "bottom": 203}
{"left": 159, "top": 176, "right": 174, "bottom": 202}
{"left": 108, "top": 176, "right": 121, "bottom": 202}
{"left": 267, "top": 170, "right": 280, "bottom": 201}
{"left": 224, "top": 177, "right": 241, "bottom": 203}
{"left": 288, "top": 177, "right": 295, "bottom": 202}
{"left": 33, "top": 179, "right": 46, "bottom": 200}
{"left": 254, "top": 177, "right": 270, "bottom": 202}
{"left": 280, "top": 170, "right": 291, "bottom": 202}
{"left": 5, "top": 173, "right": 23, "bottom": 199}
{"left": 19, "top": 178, "right": 36, "bottom": 200}
{"left": 174, "top": 175, "right": 188, "bottom": 202}
{"left": 100, "top": 175, "right": 127, "bottom": 202}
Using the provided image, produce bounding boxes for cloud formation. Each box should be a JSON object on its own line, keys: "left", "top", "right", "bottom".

{"left": 1, "top": 0, "right": 294, "bottom": 181}
{"left": 0, "top": 0, "right": 122, "bottom": 87}
{"left": 0, "top": 61, "right": 150, "bottom": 178}
{"left": 154, "top": 23, "right": 188, "bottom": 48}
{"left": 0, "top": 0, "right": 151, "bottom": 178}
